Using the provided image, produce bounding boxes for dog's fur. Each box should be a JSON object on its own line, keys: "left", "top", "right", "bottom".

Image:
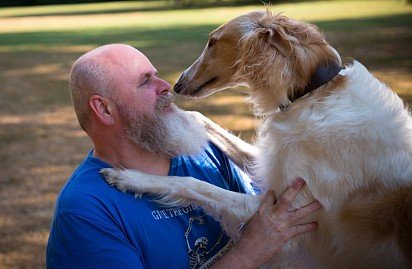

{"left": 102, "top": 11, "right": 412, "bottom": 268}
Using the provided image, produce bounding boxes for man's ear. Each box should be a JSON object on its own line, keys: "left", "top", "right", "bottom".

{"left": 257, "top": 24, "right": 297, "bottom": 57}
{"left": 89, "top": 95, "right": 115, "bottom": 126}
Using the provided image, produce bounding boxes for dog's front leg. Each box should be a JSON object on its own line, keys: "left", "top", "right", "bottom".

{"left": 101, "top": 168, "right": 261, "bottom": 239}
{"left": 188, "top": 111, "right": 257, "bottom": 174}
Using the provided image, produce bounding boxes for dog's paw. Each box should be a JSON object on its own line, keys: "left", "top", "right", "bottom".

{"left": 100, "top": 168, "right": 130, "bottom": 193}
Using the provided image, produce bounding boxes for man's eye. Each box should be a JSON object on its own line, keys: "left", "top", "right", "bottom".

{"left": 139, "top": 79, "right": 149, "bottom": 86}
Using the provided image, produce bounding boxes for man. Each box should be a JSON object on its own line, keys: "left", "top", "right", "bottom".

{"left": 46, "top": 44, "right": 321, "bottom": 269}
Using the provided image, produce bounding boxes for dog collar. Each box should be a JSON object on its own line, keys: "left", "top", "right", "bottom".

{"left": 289, "top": 62, "right": 343, "bottom": 103}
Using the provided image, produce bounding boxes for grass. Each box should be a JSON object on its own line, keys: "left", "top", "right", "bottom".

{"left": 0, "top": 1, "right": 411, "bottom": 268}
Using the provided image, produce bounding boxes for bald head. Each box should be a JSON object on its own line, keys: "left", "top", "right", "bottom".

{"left": 69, "top": 44, "right": 148, "bottom": 131}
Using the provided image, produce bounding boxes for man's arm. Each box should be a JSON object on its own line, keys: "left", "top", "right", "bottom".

{"left": 210, "top": 179, "right": 321, "bottom": 269}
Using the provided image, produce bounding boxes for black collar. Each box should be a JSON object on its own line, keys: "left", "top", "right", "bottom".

{"left": 288, "top": 62, "right": 342, "bottom": 104}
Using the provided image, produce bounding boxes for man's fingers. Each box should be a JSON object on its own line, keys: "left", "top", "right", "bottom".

{"left": 290, "top": 200, "right": 322, "bottom": 222}
{"left": 261, "top": 190, "right": 275, "bottom": 209}
{"left": 285, "top": 222, "right": 317, "bottom": 238}
{"left": 276, "top": 178, "right": 305, "bottom": 212}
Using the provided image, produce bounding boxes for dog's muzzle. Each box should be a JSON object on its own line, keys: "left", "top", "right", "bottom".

{"left": 173, "top": 80, "right": 185, "bottom": 94}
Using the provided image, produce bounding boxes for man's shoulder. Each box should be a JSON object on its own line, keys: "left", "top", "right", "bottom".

{"left": 55, "top": 153, "right": 118, "bottom": 216}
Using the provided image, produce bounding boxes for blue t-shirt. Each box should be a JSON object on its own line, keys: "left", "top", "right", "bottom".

{"left": 46, "top": 143, "right": 252, "bottom": 269}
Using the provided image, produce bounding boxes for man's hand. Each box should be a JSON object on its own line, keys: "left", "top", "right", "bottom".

{"left": 211, "top": 178, "right": 321, "bottom": 269}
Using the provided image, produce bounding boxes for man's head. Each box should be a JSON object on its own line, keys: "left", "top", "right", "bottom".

{"left": 69, "top": 44, "right": 208, "bottom": 157}
{"left": 69, "top": 44, "right": 167, "bottom": 131}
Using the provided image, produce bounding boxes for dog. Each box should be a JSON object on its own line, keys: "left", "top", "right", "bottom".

{"left": 101, "top": 11, "right": 412, "bottom": 268}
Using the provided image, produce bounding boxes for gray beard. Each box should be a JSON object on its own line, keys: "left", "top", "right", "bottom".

{"left": 117, "top": 93, "right": 208, "bottom": 157}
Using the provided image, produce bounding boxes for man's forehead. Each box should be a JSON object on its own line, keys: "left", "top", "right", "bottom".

{"left": 132, "top": 57, "right": 157, "bottom": 79}
{"left": 91, "top": 45, "right": 145, "bottom": 66}
{"left": 100, "top": 49, "right": 155, "bottom": 77}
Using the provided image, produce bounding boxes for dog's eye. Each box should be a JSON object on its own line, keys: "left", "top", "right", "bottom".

{"left": 207, "top": 39, "right": 217, "bottom": 48}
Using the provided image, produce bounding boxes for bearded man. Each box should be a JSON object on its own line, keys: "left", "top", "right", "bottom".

{"left": 46, "top": 44, "right": 320, "bottom": 269}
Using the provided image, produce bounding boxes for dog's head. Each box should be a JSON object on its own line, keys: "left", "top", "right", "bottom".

{"left": 174, "top": 11, "right": 341, "bottom": 114}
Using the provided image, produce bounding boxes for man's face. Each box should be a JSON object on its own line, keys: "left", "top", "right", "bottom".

{"left": 108, "top": 47, "right": 208, "bottom": 157}
{"left": 110, "top": 48, "right": 172, "bottom": 118}
{"left": 116, "top": 92, "right": 176, "bottom": 156}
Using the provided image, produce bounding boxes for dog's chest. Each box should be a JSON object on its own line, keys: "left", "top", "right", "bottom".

{"left": 255, "top": 115, "right": 323, "bottom": 204}
{"left": 255, "top": 101, "right": 374, "bottom": 209}
{"left": 255, "top": 84, "right": 412, "bottom": 210}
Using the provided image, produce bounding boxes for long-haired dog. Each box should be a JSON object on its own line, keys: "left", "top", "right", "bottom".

{"left": 102, "top": 11, "right": 412, "bottom": 268}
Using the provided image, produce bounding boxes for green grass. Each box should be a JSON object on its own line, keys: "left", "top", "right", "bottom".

{"left": 0, "top": 1, "right": 411, "bottom": 268}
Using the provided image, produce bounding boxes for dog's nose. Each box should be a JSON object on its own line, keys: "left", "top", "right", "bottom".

{"left": 173, "top": 81, "right": 184, "bottom": 94}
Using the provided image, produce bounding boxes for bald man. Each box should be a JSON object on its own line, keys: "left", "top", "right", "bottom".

{"left": 46, "top": 44, "right": 320, "bottom": 269}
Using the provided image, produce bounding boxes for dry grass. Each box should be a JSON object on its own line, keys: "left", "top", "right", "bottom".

{"left": 0, "top": 1, "right": 411, "bottom": 268}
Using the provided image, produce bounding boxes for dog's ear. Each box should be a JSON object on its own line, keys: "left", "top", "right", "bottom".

{"left": 257, "top": 24, "right": 298, "bottom": 57}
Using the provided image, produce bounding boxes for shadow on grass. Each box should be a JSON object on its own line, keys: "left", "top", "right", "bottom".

{"left": 315, "top": 13, "right": 412, "bottom": 30}
{"left": 0, "top": 24, "right": 218, "bottom": 47}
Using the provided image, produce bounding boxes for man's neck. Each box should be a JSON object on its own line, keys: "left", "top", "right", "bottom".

{"left": 93, "top": 144, "right": 171, "bottom": 176}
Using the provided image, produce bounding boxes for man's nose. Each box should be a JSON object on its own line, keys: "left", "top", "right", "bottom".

{"left": 156, "top": 78, "right": 171, "bottom": 95}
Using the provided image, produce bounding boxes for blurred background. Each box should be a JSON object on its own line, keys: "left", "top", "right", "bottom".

{"left": 0, "top": 0, "right": 411, "bottom": 268}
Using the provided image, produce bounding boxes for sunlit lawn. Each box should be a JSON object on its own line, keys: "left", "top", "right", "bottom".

{"left": 0, "top": 1, "right": 411, "bottom": 268}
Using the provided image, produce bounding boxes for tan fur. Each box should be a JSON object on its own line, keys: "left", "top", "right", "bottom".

{"left": 234, "top": 12, "right": 340, "bottom": 114}
{"left": 340, "top": 185, "right": 412, "bottom": 267}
